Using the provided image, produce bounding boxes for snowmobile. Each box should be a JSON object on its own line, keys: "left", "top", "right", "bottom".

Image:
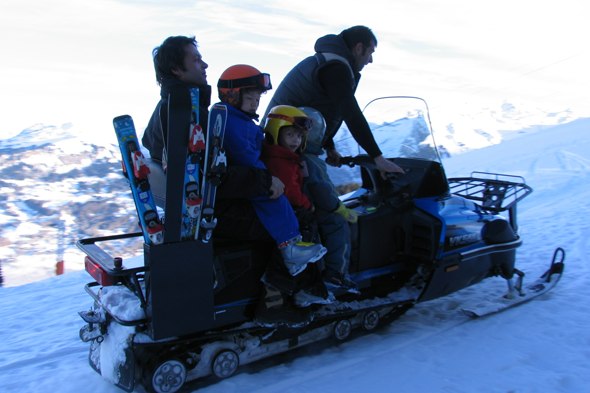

{"left": 77, "top": 96, "right": 564, "bottom": 393}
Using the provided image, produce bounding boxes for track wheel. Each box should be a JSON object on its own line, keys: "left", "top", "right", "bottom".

{"left": 362, "top": 310, "right": 380, "bottom": 331}
{"left": 212, "top": 349, "right": 239, "bottom": 379}
{"left": 150, "top": 359, "right": 186, "bottom": 393}
{"left": 333, "top": 319, "right": 352, "bottom": 341}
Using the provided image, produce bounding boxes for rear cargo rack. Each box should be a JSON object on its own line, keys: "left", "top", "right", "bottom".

{"left": 448, "top": 172, "right": 532, "bottom": 212}
{"left": 77, "top": 232, "right": 145, "bottom": 274}
{"left": 448, "top": 172, "right": 533, "bottom": 232}
{"left": 77, "top": 232, "right": 149, "bottom": 325}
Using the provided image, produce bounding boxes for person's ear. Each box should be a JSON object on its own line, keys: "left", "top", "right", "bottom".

{"left": 352, "top": 42, "right": 364, "bottom": 56}
{"left": 171, "top": 67, "right": 182, "bottom": 77}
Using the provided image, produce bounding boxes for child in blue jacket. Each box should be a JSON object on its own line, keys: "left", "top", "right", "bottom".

{"left": 217, "top": 64, "right": 326, "bottom": 277}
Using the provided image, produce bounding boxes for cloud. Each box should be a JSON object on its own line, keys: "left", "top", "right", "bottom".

{"left": 0, "top": 0, "right": 589, "bottom": 140}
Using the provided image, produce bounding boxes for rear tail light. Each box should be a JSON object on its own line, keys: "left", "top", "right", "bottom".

{"left": 84, "top": 256, "right": 117, "bottom": 286}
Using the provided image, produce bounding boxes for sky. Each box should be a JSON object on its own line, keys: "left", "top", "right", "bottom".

{"left": 0, "top": 115, "right": 588, "bottom": 392}
{"left": 1, "top": 0, "right": 589, "bottom": 144}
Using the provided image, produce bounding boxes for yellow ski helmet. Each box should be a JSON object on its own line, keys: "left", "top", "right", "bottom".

{"left": 264, "top": 105, "right": 313, "bottom": 148}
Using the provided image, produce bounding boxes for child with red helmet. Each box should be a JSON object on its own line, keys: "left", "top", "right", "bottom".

{"left": 217, "top": 65, "right": 327, "bottom": 279}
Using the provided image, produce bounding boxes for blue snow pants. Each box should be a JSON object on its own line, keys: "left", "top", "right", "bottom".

{"left": 250, "top": 194, "right": 300, "bottom": 245}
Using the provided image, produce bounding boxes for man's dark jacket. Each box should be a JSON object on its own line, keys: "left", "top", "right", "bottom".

{"left": 264, "top": 33, "right": 381, "bottom": 158}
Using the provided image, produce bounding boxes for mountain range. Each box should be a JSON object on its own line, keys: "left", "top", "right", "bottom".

{"left": 0, "top": 99, "right": 576, "bottom": 286}
{"left": 0, "top": 125, "right": 141, "bottom": 286}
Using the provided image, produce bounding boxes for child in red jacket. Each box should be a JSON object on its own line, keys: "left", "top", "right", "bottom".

{"left": 262, "top": 106, "right": 336, "bottom": 305}
{"left": 263, "top": 105, "right": 360, "bottom": 295}
{"left": 261, "top": 105, "right": 313, "bottom": 211}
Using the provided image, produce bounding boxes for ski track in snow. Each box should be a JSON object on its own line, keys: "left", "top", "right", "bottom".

{"left": 0, "top": 273, "right": 96, "bottom": 393}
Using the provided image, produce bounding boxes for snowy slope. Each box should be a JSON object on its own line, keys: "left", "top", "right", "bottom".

{"left": 0, "top": 126, "right": 145, "bottom": 286}
{"left": 0, "top": 118, "right": 588, "bottom": 392}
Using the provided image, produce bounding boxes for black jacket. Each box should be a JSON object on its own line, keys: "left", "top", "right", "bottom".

{"left": 264, "top": 34, "right": 381, "bottom": 158}
{"left": 142, "top": 78, "right": 212, "bottom": 163}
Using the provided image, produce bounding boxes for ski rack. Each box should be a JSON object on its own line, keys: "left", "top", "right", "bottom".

{"left": 77, "top": 232, "right": 149, "bottom": 326}
{"left": 448, "top": 171, "right": 533, "bottom": 232}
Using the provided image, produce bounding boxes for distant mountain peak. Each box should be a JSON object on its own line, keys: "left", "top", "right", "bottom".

{"left": 0, "top": 123, "right": 76, "bottom": 153}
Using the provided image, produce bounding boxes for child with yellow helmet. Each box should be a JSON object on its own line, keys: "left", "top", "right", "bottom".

{"left": 263, "top": 105, "right": 359, "bottom": 294}
{"left": 262, "top": 105, "right": 314, "bottom": 210}
{"left": 262, "top": 105, "right": 336, "bottom": 306}
{"left": 263, "top": 105, "right": 359, "bottom": 296}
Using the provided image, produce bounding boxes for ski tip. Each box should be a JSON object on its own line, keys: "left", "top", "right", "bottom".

{"left": 113, "top": 114, "right": 132, "bottom": 122}
{"left": 553, "top": 247, "right": 566, "bottom": 262}
{"left": 542, "top": 247, "right": 566, "bottom": 283}
{"left": 551, "top": 247, "right": 565, "bottom": 272}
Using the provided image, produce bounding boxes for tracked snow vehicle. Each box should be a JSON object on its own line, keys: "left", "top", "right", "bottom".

{"left": 77, "top": 96, "right": 564, "bottom": 392}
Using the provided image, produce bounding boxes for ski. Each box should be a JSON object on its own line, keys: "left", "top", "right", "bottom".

{"left": 197, "top": 103, "right": 228, "bottom": 242}
{"left": 113, "top": 115, "right": 164, "bottom": 245}
{"left": 179, "top": 88, "right": 206, "bottom": 239}
{"left": 462, "top": 247, "right": 565, "bottom": 318}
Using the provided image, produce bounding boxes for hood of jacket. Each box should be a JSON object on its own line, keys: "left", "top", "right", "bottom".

{"left": 314, "top": 34, "right": 357, "bottom": 73}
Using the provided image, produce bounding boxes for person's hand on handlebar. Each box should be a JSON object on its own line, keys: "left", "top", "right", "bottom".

{"left": 374, "top": 155, "right": 405, "bottom": 179}
{"left": 325, "top": 148, "right": 342, "bottom": 167}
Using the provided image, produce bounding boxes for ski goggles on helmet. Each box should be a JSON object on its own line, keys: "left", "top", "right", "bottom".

{"left": 217, "top": 73, "right": 272, "bottom": 91}
{"left": 267, "top": 113, "right": 313, "bottom": 131}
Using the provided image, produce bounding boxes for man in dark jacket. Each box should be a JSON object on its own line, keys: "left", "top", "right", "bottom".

{"left": 264, "top": 25, "right": 403, "bottom": 174}
{"left": 142, "top": 36, "right": 211, "bottom": 166}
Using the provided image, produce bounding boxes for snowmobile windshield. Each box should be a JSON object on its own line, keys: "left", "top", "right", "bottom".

{"left": 325, "top": 96, "right": 443, "bottom": 189}
{"left": 333, "top": 96, "right": 442, "bottom": 163}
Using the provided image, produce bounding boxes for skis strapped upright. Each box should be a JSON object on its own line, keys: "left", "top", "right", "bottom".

{"left": 179, "top": 88, "right": 206, "bottom": 240}
{"left": 113, "top": 93, "right": 225, "bottom": 244}
{"left": 197, "top": 103, "right": 228, "bottom": 242}
{"left": 113, "top": 115, "right": 164, "bottom": 245}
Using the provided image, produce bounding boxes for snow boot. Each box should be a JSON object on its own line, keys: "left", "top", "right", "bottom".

{"left": 293, "top": 288, "right": 335, "bottom": 308}
{"left": 324, "top": 271, "right": 360, "bottom": 295}
{"left": 254, "top": 285, "right": 313, "bottom": 328}
{"left": 279, "top": 236, "right": 327, "bottom": 276}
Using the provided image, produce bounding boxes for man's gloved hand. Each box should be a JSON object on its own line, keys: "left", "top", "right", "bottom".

{"left": 334, "top": 202, "right": 358, "bottom": 223}
{"left": 325, "top": 147, "right": 342, "bottom": 167}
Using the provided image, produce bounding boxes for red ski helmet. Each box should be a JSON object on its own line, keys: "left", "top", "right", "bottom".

{"left": 217, "top": 64, "right": 272, "bottom": 107}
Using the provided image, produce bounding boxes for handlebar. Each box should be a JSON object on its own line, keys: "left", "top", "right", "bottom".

{"left": 337, "top": 155, "right": 376, "bottom": 169}
{"left": 335, "top": 155, "right": 412, "bottom": 201}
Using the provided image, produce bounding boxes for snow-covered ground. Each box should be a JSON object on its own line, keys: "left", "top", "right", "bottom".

{"left": 0, "top": 117, "right": 588, "bottom": 392}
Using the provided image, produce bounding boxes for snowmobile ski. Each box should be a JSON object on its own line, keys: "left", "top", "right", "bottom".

{"left": 197, "top": 103, "right": 228, "bottom": 242}
{"left": 462, "top": 247, "right": 565, "bottom": 318}
{"left": 113, "top": 115, "right": 164, "bottom": 245}
{"left": 180, "top": 88, "right": 206, "bottom": 239}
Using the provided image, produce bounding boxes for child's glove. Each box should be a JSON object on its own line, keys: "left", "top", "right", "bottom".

{"left": 334, "top": 202, "right": 358, "bottom": 223}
